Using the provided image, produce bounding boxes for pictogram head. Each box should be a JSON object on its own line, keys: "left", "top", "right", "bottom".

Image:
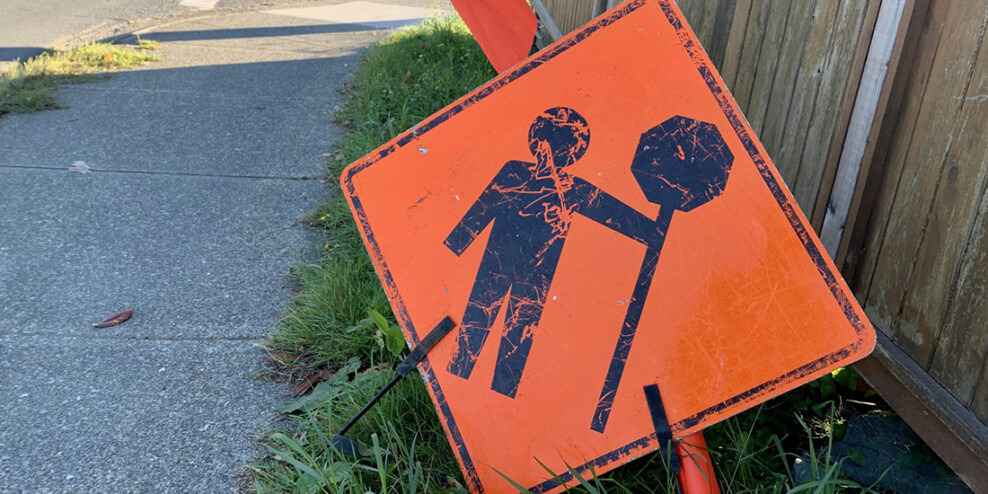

{"left": 528, "top": 107, "right": 591, "bottom": 168}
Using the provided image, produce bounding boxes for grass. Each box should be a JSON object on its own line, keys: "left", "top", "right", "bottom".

{"left": 0, "top": 41, "right": 158, "bottom": 117}
{"left": 251, "top": 12, "right": 892, "bottom": 494}
{"left": 264, "top": 12, "right": 495, "bottom": 368}
{"left": 250, "top": 14, "right": 495, "bottom": 493}
{"left": 136, "top": 38, "right": 161, "bottom": 51}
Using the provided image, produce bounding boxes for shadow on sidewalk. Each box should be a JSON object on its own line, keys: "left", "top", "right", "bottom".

{"left": 0, "top": 46, "right": 46, "bottom": 62}
{"left": 135, "top": 22, "right": 384, "bottom": 43}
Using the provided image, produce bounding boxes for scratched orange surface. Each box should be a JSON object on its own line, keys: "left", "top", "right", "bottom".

{"left": 449, "top": 0, "right": 537, "bottom": 73}
{"left": 341, "top": 1, "right": 875, "bottom": 492}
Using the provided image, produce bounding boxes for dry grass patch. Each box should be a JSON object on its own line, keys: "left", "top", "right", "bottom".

{"left": 1, "top": 42, "right": 159, "bottom": 116}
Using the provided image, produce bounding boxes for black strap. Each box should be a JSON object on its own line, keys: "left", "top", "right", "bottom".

{"left": 643, "top": 383, "right": 681, "bottom": 475}
{"left": 338, "top": 317, "right": 457, "bottom": 437}
{"left": 396, "top": 316, "right": 457, "bottom": 377}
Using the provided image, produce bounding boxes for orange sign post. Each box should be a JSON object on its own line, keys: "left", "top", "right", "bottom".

{"left": 342, "top": 1, "right": 875, "bottom": 492}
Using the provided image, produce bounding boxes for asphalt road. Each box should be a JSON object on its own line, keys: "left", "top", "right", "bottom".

{"left": 0, "top": 0, "right": 262, "bottom": 64}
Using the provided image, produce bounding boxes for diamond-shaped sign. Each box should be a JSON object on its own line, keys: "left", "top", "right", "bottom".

{"left": 341, "top": 1, "right": 875, "bottom": 492}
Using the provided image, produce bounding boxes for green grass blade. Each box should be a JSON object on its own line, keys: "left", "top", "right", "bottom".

{"left": 491, "top": 467, "right": 535, "bottom": 494}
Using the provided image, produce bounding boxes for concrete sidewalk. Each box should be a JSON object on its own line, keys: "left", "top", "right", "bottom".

{"left": 0, "top": 1, "right": 434, "bottom": 492}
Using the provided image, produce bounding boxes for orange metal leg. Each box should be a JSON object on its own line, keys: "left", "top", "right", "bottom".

{"left": 675, "top": 431, "right": 720, "bottom": 494}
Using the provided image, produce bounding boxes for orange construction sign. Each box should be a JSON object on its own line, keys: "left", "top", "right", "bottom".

{"left": 341, "top": 1, "right": 875, "bottom": 492}
{"left": 449, "top": 0, "right": 537, "bottom": 73}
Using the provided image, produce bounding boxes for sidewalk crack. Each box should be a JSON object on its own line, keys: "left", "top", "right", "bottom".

{"left": 2, "top": 332, "right": 265, "bottom": 342}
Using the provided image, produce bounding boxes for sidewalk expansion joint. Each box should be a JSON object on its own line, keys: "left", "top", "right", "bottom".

{"left": 0, "top": 163, "right": 325, "bottom": 182}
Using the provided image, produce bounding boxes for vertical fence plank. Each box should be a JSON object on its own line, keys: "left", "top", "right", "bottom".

{"left": 831, "top": 0, "right": 919, "bottom": 273}
{"left": 814, "top": 0, "right": 908, "bottom": 247}
{"left": 773, "top": 0, "right": 841, "bottom": 195}
{"left": 863, "top": 0, "right": 988, "bottom": 364}
{"left": 757, "top": 0, "right": 816, "bottom": 165}
{"left": 675, "top": 0, "right": 703, "bottom": 31}
{"left": 792, "top": 0, "right": 871, "bottom": 215}
{"left": 704, "top": 0, "right": 740, "bottom": 70}
{"left": 894, "top": 2, "right": 988, "bottom": 370}
{"left": 974, "top": 345, "right": 988, "bottom": 422}
{"left": 855, "top": 0, "right": 949, "bottom": 318}
{"left": 676, "top": 0, "right": 738, "bottom": 70}
{"left": 744, "top": 0, "right": 792, "bottom": 135}
{"left": 926, "top": 44, "right": 988, "bottom": 404}
{"left": 731, "top": 0, "right": 775, "bottom": 113}
{"left": 811, "top": 0, "right": 884, "bottom": 232}
{"left": 720, "top": 0, "right": 752, "bottom": 90}
{"left": 543, "top": 0, "right": 596, "bottom": 35}
{"left": 848, "top": 0, "right": 935, "bottom": 298}
{"left": 931, "top": 177, "right": 988, "bottom": 409}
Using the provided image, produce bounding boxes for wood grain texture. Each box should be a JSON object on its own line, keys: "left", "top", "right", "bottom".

{"left": 744, "top": 0, "right": 791, "bottom": 135}
{"left": 812, "top": 0, "right": 883, "bottom": 233}
{"left": 835, "top": 0, "right": 920, "bottom": 277}
{"left": 856, "top": 0, "right": 951, "bottom": 322}
{"left": 772, "top": 0, "right": 840, "bottom": 202}
{"left": 891, "top": 2, "right": 988, "bottom": 368}
{"left": 926, "top": 45, "right": 988, "bottom": 405}
{"left": 704, "top": 0, "right": 738, "bottom": 70}
{"left": 755, "top": 0, "right": 816, "bottom": 175}
{"left": 792, "top": 0, "right": 871, "bottom": 217}
{"left": 863, "top": 0, "right": 988, "bottom": 365}
{"left": 543, "top": 0, "right": 596, "bottom": 35}
{"left": 846, "top": 0, "right": 934, "bottom": 294}
{"left": 818, "top": 0, "right": 902, "bottom": 251}
{"left": 930, "top": 175, "right": 988, "bottom": 411}
{"left": 975, "top": 348, "right": 988, "bottom": 422}
{"left": 719, "top": 0, "right": 752, "bottom": 89}
{"left": 674, "top": 0, "right": 738, "bottom": 69}
{"left": 730, "top": 0, "right": 774, "bottom": 113}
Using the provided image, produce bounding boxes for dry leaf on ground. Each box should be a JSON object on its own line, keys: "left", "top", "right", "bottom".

{"left": 292, "top": 369, "right": 335, "bottom": 397}
{"left": 92, "top": 308, "right": 133, "bottom": 328}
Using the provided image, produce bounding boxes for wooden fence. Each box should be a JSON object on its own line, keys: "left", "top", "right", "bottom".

{"left": 540, "top": 0, "right": 988, "bottom": 489}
